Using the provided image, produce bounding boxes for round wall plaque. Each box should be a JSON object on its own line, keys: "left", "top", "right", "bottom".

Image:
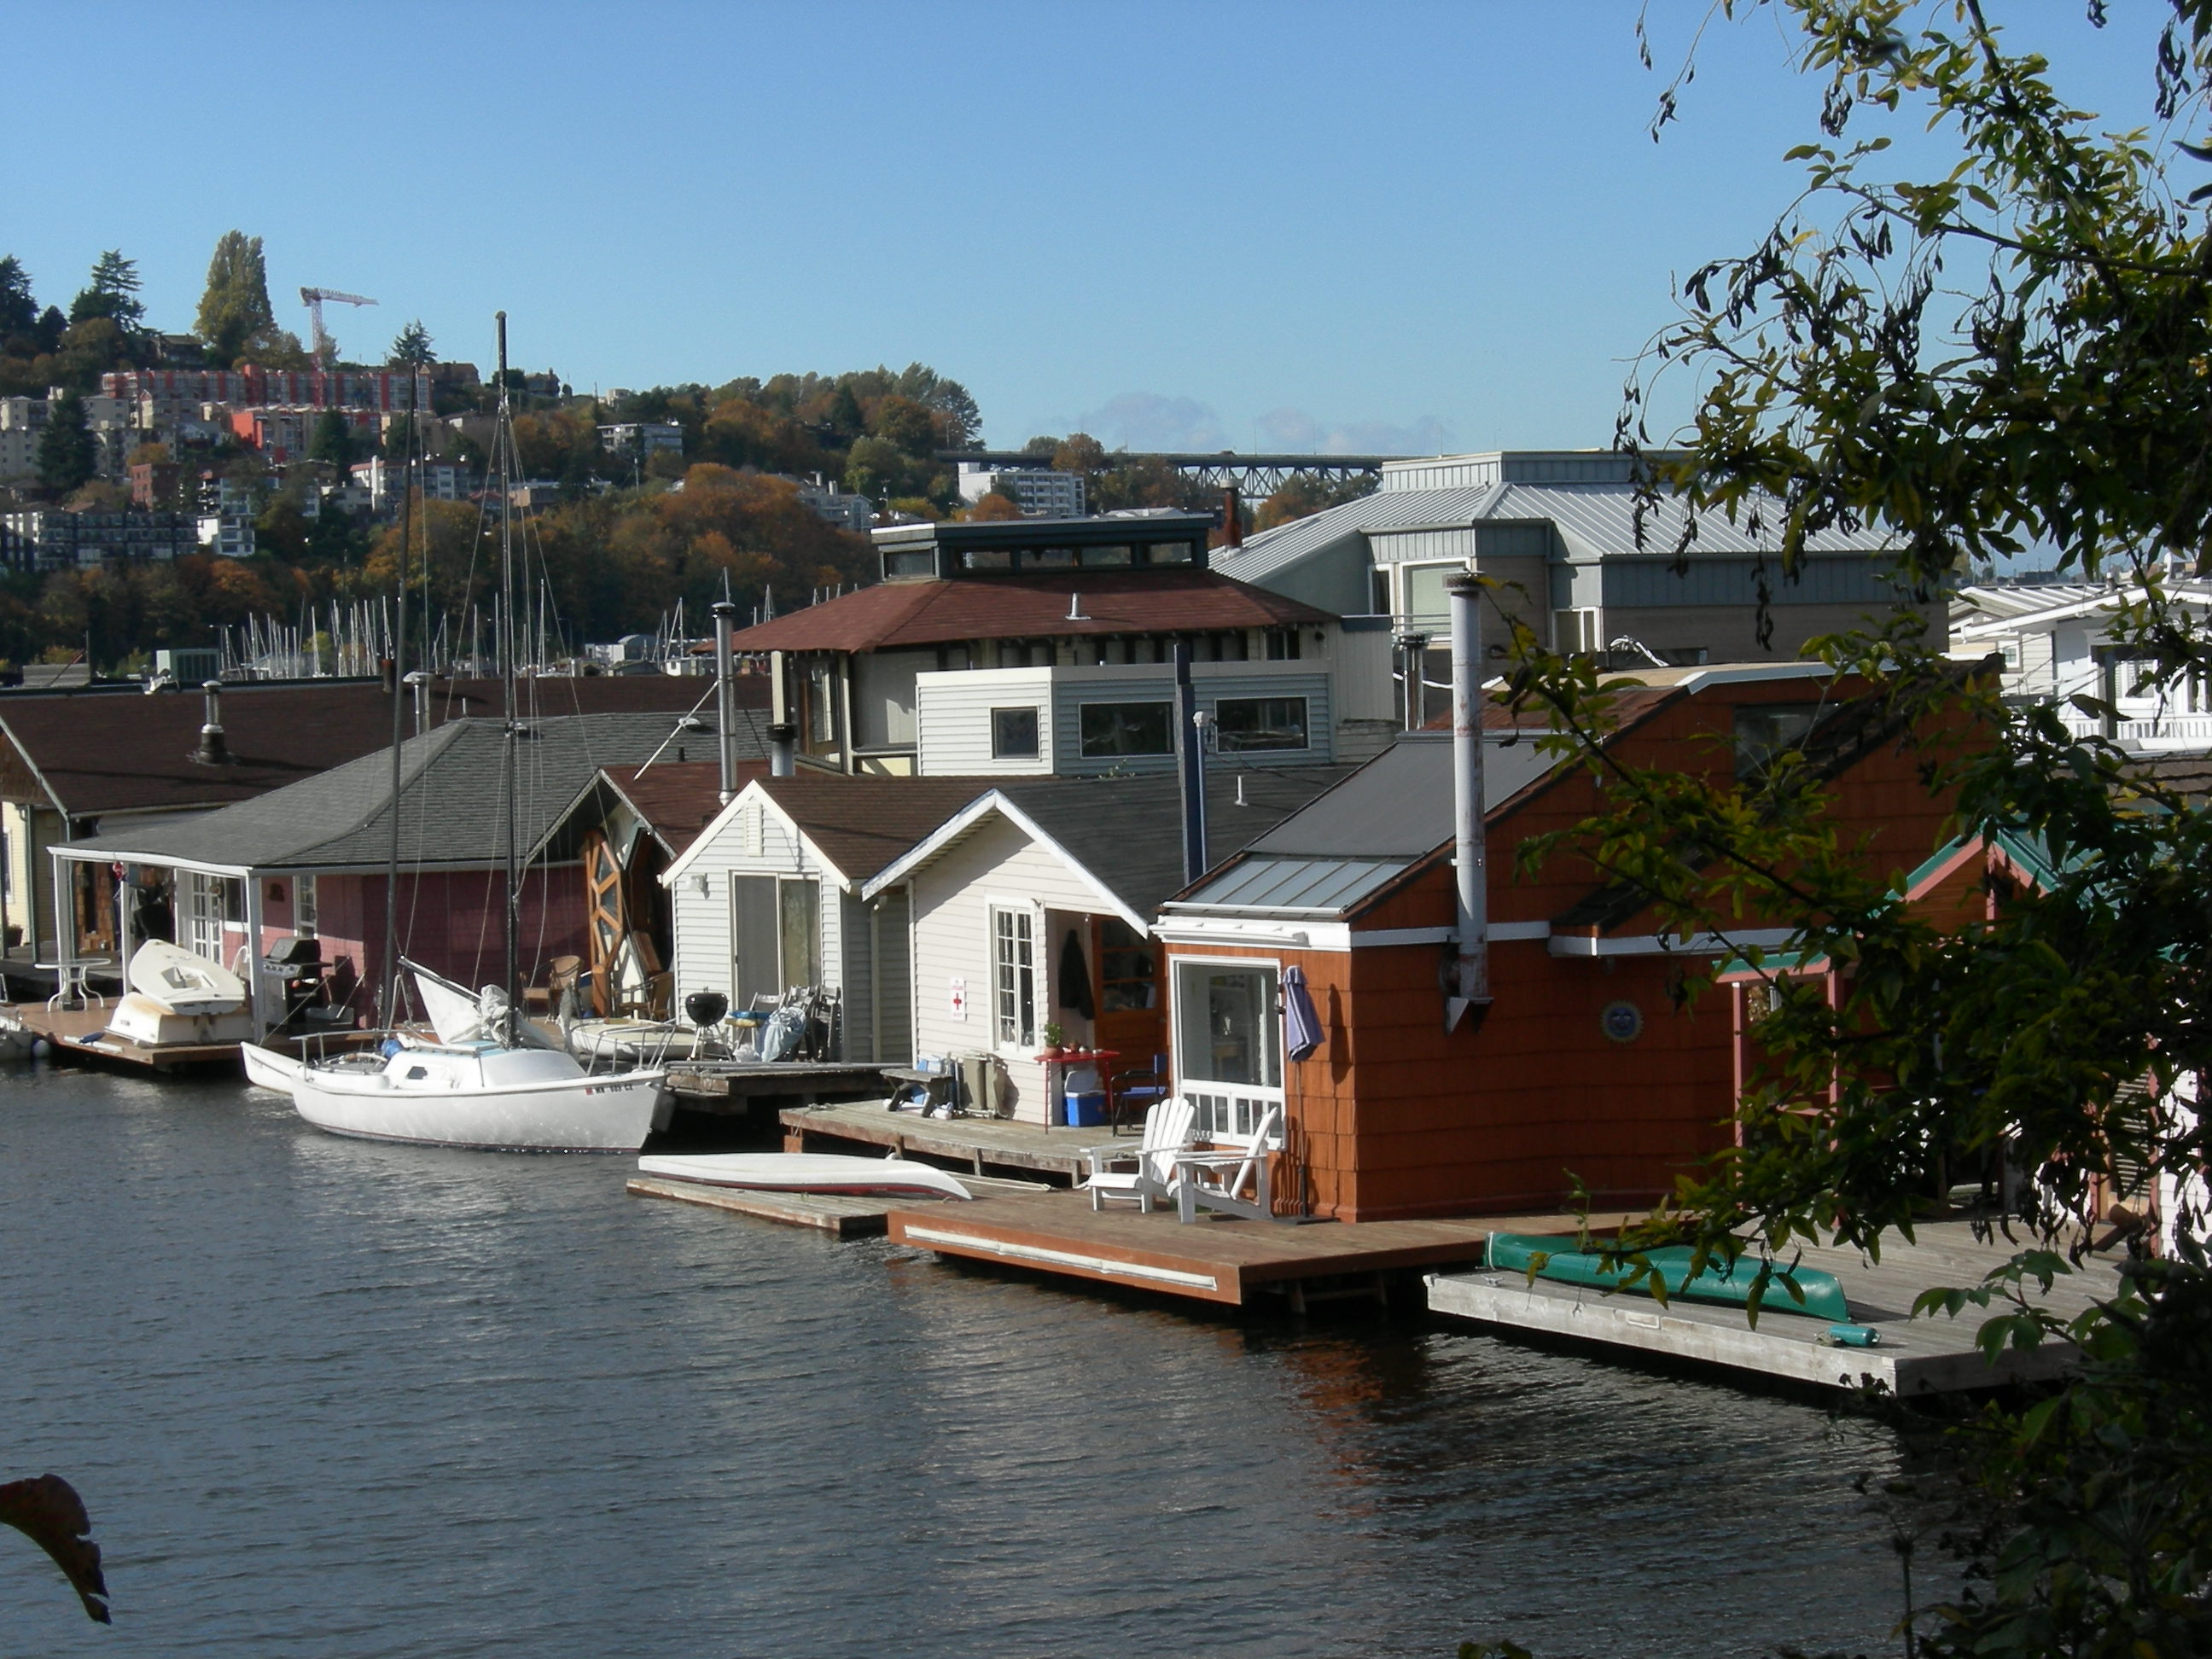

{"left": 1600, "top": 999, "right": 1644, "bottom": 1044}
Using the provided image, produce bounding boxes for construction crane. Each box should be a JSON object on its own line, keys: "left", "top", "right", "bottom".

{"left": 298, "top": 287, "right": 377, "bottom": 371}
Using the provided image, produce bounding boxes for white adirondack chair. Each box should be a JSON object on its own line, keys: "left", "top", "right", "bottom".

{"left": 1174, "top": 1103, "right": 1285, "bottom": 1224}
{"left": 1081, "top": 1097, "right": 1196, "bottom": 1213}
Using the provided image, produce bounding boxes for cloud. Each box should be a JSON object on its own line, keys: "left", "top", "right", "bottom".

{"left": 1253, "top": 407, "right": 1458, "bottom": 457}
{"left": 1068, "top": 392, "right": 1228, "bottom": 452}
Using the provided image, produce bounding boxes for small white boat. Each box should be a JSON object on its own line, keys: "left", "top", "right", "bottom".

{"left": 106, "top": 940, "right": 254, "bottom": 1048}
{"left": 291, "top": 1040, "right": 669, "bottom": 1153}
{"left": 568, "top": 1018, "right": 715, "bottom": 1064}
{"left": 637, "top": 1151, "right": 974, "bottom": 1201}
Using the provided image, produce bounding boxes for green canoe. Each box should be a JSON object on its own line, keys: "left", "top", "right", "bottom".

{"left": 1485, "top": 1232, "right": 1853, "bottom": 1324}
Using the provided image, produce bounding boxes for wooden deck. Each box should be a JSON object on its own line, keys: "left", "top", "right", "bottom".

{"left": 780, "top": 1099, "right": 1119, "bottom": 1180}
{"left": 626, "top": 1171, "right": 1047, "bottom": 1237}
{"left": 1425, "top": 1221, "right": 2125, "bottom": 1395}
{"left": 667, "top": 1062, "right": 892, "bottom": 1113}
{"left": 882, "top": 1189, "right": 1529, "bottom": 1306}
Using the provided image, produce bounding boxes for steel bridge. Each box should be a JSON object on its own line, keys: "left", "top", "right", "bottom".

{"left": 938, "top": 450, "right": 1408, "bottom": 496}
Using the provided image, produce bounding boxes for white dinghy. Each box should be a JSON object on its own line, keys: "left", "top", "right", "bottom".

{"left": 637, "top": 1151, "right": 974, "bottom": 1201}
{"left": 108, "top": 940, "right": 255, "bottom": 1048}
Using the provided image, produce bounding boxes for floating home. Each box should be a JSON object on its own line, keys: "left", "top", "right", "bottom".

{"left": 1154, "top": 654, "right": 1976, "bottom": 1221}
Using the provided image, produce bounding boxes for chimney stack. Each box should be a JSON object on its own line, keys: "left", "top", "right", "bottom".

{"left": 1173, "top": 641, "right": 1208, "bottom": 886}
{"left": 712, "top": 601, "right": 739, "bottom": 802}
{"left": 196, "top": 679, "right": 230, "bottom": 765}
{"left": 766, "top": 723, "right": 797, "bottom": 777}
{"left": 1443, "top": 571, "right": 1490, "bottom": 1033}
{"left": 1221, "top": 486, "right": 1243, "bottom": 549}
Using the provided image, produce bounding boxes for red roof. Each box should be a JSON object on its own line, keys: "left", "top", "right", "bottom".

{"left": 726, "top": 570, "right": 1336, "bottom": 655}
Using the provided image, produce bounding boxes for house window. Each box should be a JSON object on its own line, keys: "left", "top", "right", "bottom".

{"left": 992, "top": 905, "right": 1035, "bottom": 1048}
{"left": 1143, "top": 541, "right": 1194, "bottom": 566}
{"left": 1097, "top": 918, "right": 1156, "bottom": 1014}
{"left": 1214, "top": 696, "right": 1309, "bottom": 753}
{"left": 1078, "top": 544, "right": 1132, "bottom": 568}
{"left": 1264, "top": 627, "right": 1301, "bottom": 661}
{"left": 1079, "top": 701, "right": 1173, "bottom": 758}
{"left": 1734, "top": 703, "right": 1821, "bottom": 778}
{"left": 991, "top": 707, "right": 1040, "bottom": 759}
{"left": 294, "top": 873, "right": 317, "bottom": 937}
{"left": 1174, "top": 961, "right": 1283, "bottom": 1139}
{"left": 962, "top": 548, "right": 1013, "bottom": 571}
{"left": 731, "top": 874, "right": 821, "bottom": 1007}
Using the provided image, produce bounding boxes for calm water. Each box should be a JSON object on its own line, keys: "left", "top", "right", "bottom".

{"left": 1, "top": 1065, "right": 1914, "bottom": 1657}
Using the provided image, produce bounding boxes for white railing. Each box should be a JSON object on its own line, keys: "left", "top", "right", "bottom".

{"left": 1183, "top": 1085, "right": 1286, "bottom": 1146}
{"left": 2057, "top": 707, "right": 2212, "bottom": 748}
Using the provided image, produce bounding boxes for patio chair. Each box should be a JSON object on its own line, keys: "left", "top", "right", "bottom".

{"left": 1107, "top": 1052, "right": 1169, "bottom": 1136}
{"left": 1081, "top": 1096, "right": 1196, "bottom": 1213}
{"left": 1174, "top": 1103, "right": 1285, "bottom": 1224}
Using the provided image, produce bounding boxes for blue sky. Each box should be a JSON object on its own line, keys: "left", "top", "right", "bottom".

{"left": 4, "top": 3, "right": 2171, "bottom": 454}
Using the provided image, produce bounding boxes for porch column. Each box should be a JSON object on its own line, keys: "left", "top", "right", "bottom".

{"left": 242, "top": 871, "right": 269, "bottom": 1036}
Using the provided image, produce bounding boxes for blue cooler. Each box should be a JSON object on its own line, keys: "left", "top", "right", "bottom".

{"left": 1063, "top": 1090, "right": 1110, "bottom": 1128}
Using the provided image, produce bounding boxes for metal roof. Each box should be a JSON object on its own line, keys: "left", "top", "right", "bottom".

{"left": 1172, "top": 854, "right": 1412, "bottom": 915}
{"left": 1243, "top": 733, "right": 1561, "bottom": 859}
{"left": 1215, "top": 477, "right": 1901, "bottom": 590}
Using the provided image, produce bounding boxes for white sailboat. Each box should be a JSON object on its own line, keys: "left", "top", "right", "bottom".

{"left": 247, "top": 313, "right": 669, "bottom": 1153}
{"left": 108, "top": 940, "right": 256, "bottom": 1048}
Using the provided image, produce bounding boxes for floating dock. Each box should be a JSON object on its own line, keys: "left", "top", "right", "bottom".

{"left": 780, "top": 1099, "right": 1109, "bottom": 1181}
{"left": 1425, "top": 1222, "right": 2124, "bottom": 1394}
{"left": 3, "top": 1003, "right": 376, "bottom": 1074}
{"left": 883, "top": 1190, "right": 1511, "bottom": 1307}
{"left": 626, "top": 1171, "right": 1047, "bottom": 1237}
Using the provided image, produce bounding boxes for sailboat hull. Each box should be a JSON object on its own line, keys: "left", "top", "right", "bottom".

{"left": 290, "top": 1046, "right": 670, "bottom": 1153}
{"left": 240, "top": 1044, "right": 306, "bottom": 1097}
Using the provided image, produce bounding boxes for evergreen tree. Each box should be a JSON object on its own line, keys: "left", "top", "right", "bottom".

{"left": 0, "top": 257, "right": 38, "bottom": 341}
{"left": 67, "top": 252, "right": 143, "bottom": 329}
{"left": 36, "top": 393, "right": 98, "bottom": 494}
{"left": 388, "top": 319, "right": 434, "bottom": 366}
{"left": 308, "top": 410, "right": 355, "bottom": 470}
{"left": 193, "top": 231, "right": 278, "bottom": 367}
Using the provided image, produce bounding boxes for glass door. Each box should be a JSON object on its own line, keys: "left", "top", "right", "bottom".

{"left": 1173, "top": 960, "right": 1284, "bottom": 1143}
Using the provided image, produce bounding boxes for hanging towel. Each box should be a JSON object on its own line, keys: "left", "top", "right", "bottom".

{"left": 1282, "top": 963, "right": 1323, "bottom": 1062}
{"left": 1057, "top": 928, "right": 1095, "bottom": 1021}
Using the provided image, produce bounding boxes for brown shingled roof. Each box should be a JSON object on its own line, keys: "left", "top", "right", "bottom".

{"left": 726, "top": 570, "right": 1336, "bottom": 655}
{"left": 0, "top": 674, "right": 761, "bottom": 822}
{"left": 601, "top": 760, "right": 766, "bottom": 861}
{"left": 753, "top": 771, "right": 1002, "bottom": 882}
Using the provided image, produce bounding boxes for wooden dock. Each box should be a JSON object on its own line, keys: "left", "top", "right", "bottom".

{"left": 882, "top": 1190, "right": 1514, "bottom": 1307}
{"left": 667, "top": 1061, "right": 892, "bottom": 1114}
{"left": 3, "top": 1003, "right": 381, "bottom": 1074}
{"left": 1425, "top": 1221, "right": 2124, "bottom": 1394}
{"left": 780, "top": 1099, "right": 1115, "bottom": 1181}
{"left": 626, "top": 1170, "right": 1048, "bottom": 1237}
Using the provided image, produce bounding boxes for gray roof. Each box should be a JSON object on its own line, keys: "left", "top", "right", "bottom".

{"left": 994, "top": 765, "right": 1357, "bottom": 921}
{"left": 1216, "top": 479, "right": 1901, "bottom": 588}
{"left": 1171, "top": 854, "right": 1410, "bottom": 916}
{"left": 1245, "top": 734, "right": 1557, "bottom": 858}
{"left": 62, "top": 709, "right": 766, "bottom": 873}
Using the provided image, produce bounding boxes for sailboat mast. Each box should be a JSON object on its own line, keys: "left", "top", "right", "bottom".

{"left": 496, "top": 312, "right": 521, "bottom": 1028}
{"left": 382, "top": 376, "right": 414, "bottom": 1027}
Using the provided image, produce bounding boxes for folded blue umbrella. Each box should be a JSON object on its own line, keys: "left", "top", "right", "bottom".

{"left": 1282, "top": 963, "right": 1322, "bottom": 1062}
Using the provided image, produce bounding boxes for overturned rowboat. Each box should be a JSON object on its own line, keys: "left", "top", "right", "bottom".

{"left": 637, "top": 1152, "right": 973, "bottom": 1202}
{"left": 1485, "top": 1232, "right": 1853, "bottom": 1323}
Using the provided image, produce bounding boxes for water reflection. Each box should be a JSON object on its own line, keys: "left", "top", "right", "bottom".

{"left": 1, "top": 1068, "right": 1910, "bottom": 1657}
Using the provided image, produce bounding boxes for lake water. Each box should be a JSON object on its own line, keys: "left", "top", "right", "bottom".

{"left": 1, "top": 1066, "right": 1915, "bottom": 1657}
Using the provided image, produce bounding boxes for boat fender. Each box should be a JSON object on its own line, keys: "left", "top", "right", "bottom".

{"left": 1819, "top": 1323, "right": 1881, "bottom": 1348}
{"left": 380, "top": 1037, "right": 403, "bottom": 1058}
{"left": 31, "top": 1038, "right": 49, "bottom": 1057}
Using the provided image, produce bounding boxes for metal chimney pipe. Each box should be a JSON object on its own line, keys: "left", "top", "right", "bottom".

{"left": 1444, "top": 572, "right": 1489, "bottom": 1032}
{"left": 1173, "top": 641, "right": 1207, "bottom": 885}
{"left": 196, "top": 679, "right": 230, "bottom": 765}
{"left": 711, "top": 600, "right": 739, "bottom": 803}
{"left": 766, "top": 722, "right": 797, "bottom": 777}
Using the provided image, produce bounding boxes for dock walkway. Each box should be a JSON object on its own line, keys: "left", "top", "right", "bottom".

{"left": 627, "top": 1171, "right": 1047, "bottom": 1237}
{"left": 668, "top": 1062, "right": 890, "bottom": 1115}
{"left": 1426, "top": 1221, "right": 2123, "bottom": 1394}
{"left": 780, "top": 1100, "right": 1113, "bottom": 1180}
